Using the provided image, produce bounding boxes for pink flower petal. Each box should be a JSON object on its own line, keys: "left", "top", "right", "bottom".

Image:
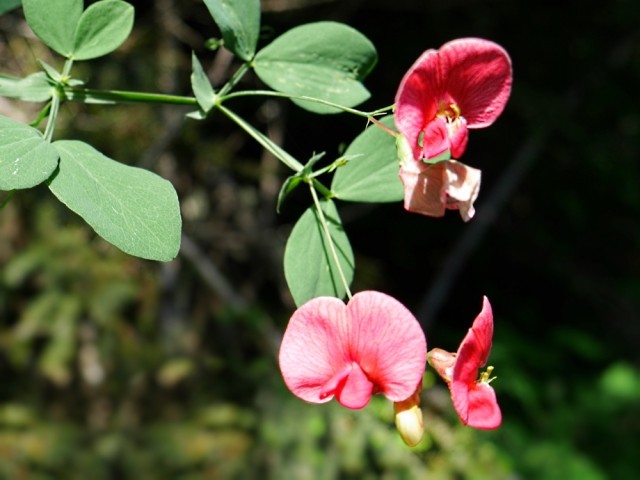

{"left": 399, "top": 160, "right": 447, "bottom": 218}
{"left": 446, "top": 116, "right": 469, "bottom": 158}
{"left": 335, "top": 361, "right": 375, "bottom": 409}
{"left": 394, "top": 48, "right": 442, "bottom": 160}
{"left": 453, "top": 296, "right": 494, "bottom": 384}
{"left": 427, "top": 348, "right": 457, "bottom": 383}
{"left": 397, "top": 138, "right": 481, "bottom": 222}
{"left": 439, "top": 38, "right": 512, "bottom": 128}
{"left": 442, "top": 160, "right": 481, "bottom": 222}
{"left": 451, "top": 380, "right": 501, "bottom": 429}
{"left": 279, "top": 296, "right": 350, "bottom": 404}
{"left": 422, "top": 117, "right": 452, "bottom": 160}
{"left": 345, "top": 291, "right": 427, "bottom": 402}
{"left": 465, "top": 382, "right": 502, "bottom": 429}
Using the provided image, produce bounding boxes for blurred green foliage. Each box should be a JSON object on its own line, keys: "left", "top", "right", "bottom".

{"left": 2, "top": 0, "right": 640, "bottom": 478}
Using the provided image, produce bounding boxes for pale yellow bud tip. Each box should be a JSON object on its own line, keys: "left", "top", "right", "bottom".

{"left": 394, "top": 403, "right": 424, "bottom": 447}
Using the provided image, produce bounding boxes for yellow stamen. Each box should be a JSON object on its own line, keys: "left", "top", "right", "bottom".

{"left": 479, "top": 365, "right": 497, "bottom": 384}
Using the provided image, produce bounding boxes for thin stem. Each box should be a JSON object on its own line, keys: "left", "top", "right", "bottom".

{"left": 61, "top": 58, "right": 74, "bottom": 79}
{"left": 43, "top": 88, "right": 61, "bottom": 142}
{"left": 1, "top": 191, "right": 15, "bottom": 210}
{"left": 63, "top": 87, "right": 198, "bottom": 106}
{"left": 217, "top": 103, "right": 304, "bottom": 172}
{"left": 218, "top": 62, "right": 251, "bottom": 97}
{"left": 368, "top": 115, "right": 398, "bottom": 137}
{"left": 309, "top": 184, "right": 352, "bottom": 300}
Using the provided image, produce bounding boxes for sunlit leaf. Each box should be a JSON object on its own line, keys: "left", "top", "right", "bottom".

{"left": 0, "top": 115, "right": 59, "bottom": 190}
{"left": 48, "top": 140, "right": 181, "bottom": 261}
{"left": 254, "top": 22, "right": 377, "bottom": 114}
{"left": 284, "top": 199, "right": 354, "bottom": 306}
{"left": 331, "top": 115, "right": 402, "bottom": 202}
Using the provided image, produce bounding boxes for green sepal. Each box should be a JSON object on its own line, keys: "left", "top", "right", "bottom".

{"left": 191, "top": 52, "right": 217, "bottom": 113}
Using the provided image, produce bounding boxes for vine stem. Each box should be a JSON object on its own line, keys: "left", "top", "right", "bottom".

{"left": 217, "top": 104, "right": 304, "bottom": 172}
{"left": 63, "top": 87, "right": 199, "bottom": 106}
{"left": 43, "top": 87, "right": 61, "bottom": 142}
{"left": 308, "top": 183, "right": 352, "bottom": 300}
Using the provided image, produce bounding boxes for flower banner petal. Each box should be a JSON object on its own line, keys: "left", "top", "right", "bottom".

{"left": 346, "top": 291, "right": 426, "bottom": 402}
{"left": 279, "top": 296, "right": 349, "bottom": 404}
{"left": 439, "top": 38, "right": 512, "bottom": 128}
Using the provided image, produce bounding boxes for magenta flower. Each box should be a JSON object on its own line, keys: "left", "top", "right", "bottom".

{"left": 427, "top": 296, "right": 501, "bottom": 429}
{"left": 395, "top": 38, "right": 512, "bottom": 161}
{"left": 279, "top": 291, "right": 427, "bottom": 410}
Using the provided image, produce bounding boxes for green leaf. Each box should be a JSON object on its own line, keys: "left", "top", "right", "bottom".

{"left": 284, "top": 199, "right": 354, "bottom": 306}
{"left": 22, "top": 0, "right": 83, "bottom": 57}
{"left": 191, "top": 52, "right": 216, "bottom": 112}
{"left": 203, "top": 0, "right": 260, "bottom": 62}
{"left": 254, "top": 22, "right": 377, "bottom": 114}
{"left": 331, "top": 115, "right": 403, "bottom": 202}
{"left": 0, "top": 72, "right": 53, "bottom": 102}
{"left": 72, "top": 0, "right": 134, "bottom": 60}
{"left": 0, "top": 0, "right": 21, "bottom": 15}
{"left": 48, "top": 140, "right": 181, "bottom": 261}
{"left": 0, "top": 115, "right": 59, "bottom": 190}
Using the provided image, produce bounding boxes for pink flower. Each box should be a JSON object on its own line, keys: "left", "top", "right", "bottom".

{"left": 428, "top": 296, "right": 502, "bottom": 429}
{"left": 395, "top": 38, "right": 512, "bottom": 161}
{"left": 279, "top": 291, "right": 427, "bottom": 410}
{"left": 397, "top": 135, "right": 481, "bottom": 222}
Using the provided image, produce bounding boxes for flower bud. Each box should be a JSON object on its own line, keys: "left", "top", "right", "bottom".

{"left": 393, "top": 386, "right": 424, "bottom": 447}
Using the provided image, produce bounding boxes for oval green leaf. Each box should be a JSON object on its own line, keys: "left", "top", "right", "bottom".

{"left": 22, "top": 0, "right": 82, "bottom": 57}
{"left": 0, "top": 115, "right": 59, "bottom": 190}
{"left": 331, "top": 115, "right": 403, "bottom": 202}
{"left": 284, "top": 199, "right": 354, "bottom": 306}
{"left": 203, "top": 0, "right": 260, "bottom": 62}
{"left": 254, "top": 21, "right": 377, "bottom": 114}
{"left": 48, "top": 140, "right": 181, "bottom": 261}
{"left": 72, "top": 0, "right": 134, "bottom": 61}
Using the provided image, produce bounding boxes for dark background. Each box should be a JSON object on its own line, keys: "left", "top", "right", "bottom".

{"left": 1, "top": 0, "right": 639, "bottom": 478}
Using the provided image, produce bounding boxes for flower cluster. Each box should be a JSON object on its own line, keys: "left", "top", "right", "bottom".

{"left": 395, "top": 38, "right": 512, "bottom": 221}
{"left": 278, "top": 37, "right": 509, "bottom": 447}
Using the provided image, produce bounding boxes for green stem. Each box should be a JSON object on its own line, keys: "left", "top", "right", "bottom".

{"left": 217, "top": 104, "right": 304, "bottom": 172}
{"left": 1, "top": 191, "right": 15, "bottom": 210}
{"left": 311, "top": 178, "right": 333, "bottom": 199}
{"left": 61, "top": 58, "right": 74, "bottom": 79}
{"left": 309, "top": 184, "right": 352, "bottom": 300}
{"left": 63, "top": 86, "right": 198, "bottom": 106}
{"left": 218, "top": 62, "right": 251, "bottom": 97}
{"left": 43, "top": 88, "right": 61, "bottom": 142}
